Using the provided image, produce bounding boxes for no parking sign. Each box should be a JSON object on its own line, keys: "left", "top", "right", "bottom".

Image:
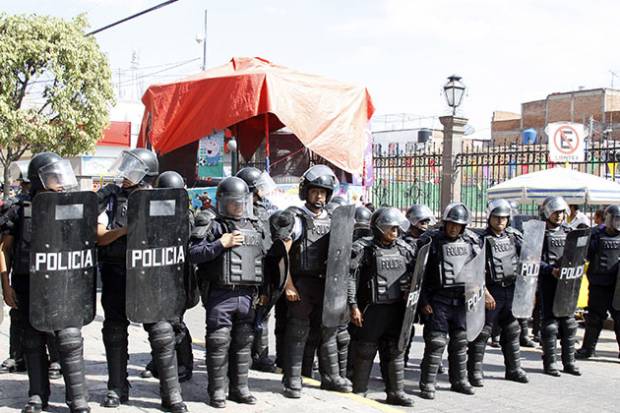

{"left": 545, "top": 122, "right": 586, "bottom": 163}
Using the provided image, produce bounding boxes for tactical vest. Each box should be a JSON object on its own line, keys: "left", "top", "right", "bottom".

{"left": 98, "top": 192, "right": 128, "bottom": 264}
{"left": 545, "top": 229, "right": 567, "bottom": 267}
{"left": 13, "top": 202, "right": 32, "bottom": 276}
{"left": 290, "top": 212, "right": 331, "bottom": 277}
{"left": 439, "top": 240, "right": 472, "bottom": 288}
{"left": 371, "top": 244, "right": 408, "bottom": 304}
{"left": 486, "top": 234, "right": 518, "bottom": 285}
{"left": 589, "top": 233, "right": 620, "bottom": 279}
{"left": 210, "top": 219, "right": 264, "bottom": 286}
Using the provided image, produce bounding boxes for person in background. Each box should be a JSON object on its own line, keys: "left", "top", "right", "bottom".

{"left": 568, "top": 204, "right": 590, "bottom": 228}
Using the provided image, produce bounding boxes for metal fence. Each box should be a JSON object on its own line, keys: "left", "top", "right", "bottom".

{"left": 368, "top": 141, "right": 620, "bottom": 227}
{"left": 368, "top": 143, "right": 442, "bottom": 212}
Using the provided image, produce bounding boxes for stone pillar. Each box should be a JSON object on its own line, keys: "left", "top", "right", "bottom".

{"left": 439, "top": 116, "right": 468, "bottom": 213}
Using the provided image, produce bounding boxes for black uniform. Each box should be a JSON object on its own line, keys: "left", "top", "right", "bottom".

{"left": 539, "top": 223, "right": 580, "bottom": 375}
{"left": 98, "top": 184, "right": 186, "bottom": 410}
{"left": 418, "top": 228, "right": 480, "bottom": 398}
{"left": 348, "top": 236, "right": 414, "bottom": 406}
{"left": 467, "top": 227, "right": 528, "bottom": 386}
{"left": 189, "top": 216, "right": 264, "bottom": 407}
{"left": 578, "top": 225, "right": 620, "bottom": 357}
{"left": 280, "top": 206, "right": 352, "bottom": 397}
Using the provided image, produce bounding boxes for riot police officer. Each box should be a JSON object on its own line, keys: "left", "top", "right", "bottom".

{"left": 348, "top": 207, "right": 415, "bottom": 407}
{"left": 236, "top": 167, "right": 277, "bottom": 372}
{"left": 140, "top": 171, "right": 195, "bottom": 383}
{"left": 538, "top": 196, "right": 581, "bottom": 376}
{"left": 274, "top": 164, "right": 352, "bottom": 398}
{"left": 97, "top": 149, "right": 188, "bottom": 412}
{"left": 189, "top": 177, "right": 265, "bottom": 408}
{"left": 418, "top": 203, "right": 480, "bottom": 400}
{"left": 467, "top": 199, "right": 528, "bottom": 387}
{"left": 576, "top": 205, "right": 620, "bottom": 359}
{"left": 401, "top": 204, "right": 439, "bottom": 369}
{"left": 0, "top": 152, "right": 90, "bottom": 413}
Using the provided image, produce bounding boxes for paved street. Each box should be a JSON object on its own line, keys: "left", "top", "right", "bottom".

{"left": 2, "top": 302, "right": 619, "bottom": 412}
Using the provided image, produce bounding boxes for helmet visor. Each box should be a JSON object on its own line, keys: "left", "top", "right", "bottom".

{"left": 37, "top": 159, "right": 78, "bottom": 192}
{"left": 109, "top": 151, "right": 148, "bottom": 185}
{"left": 305, "top": 165, "right": 339, "bottom": 188}
{"left": 254, "top": 171, "right": 277, "bottom": 198}
{"left": 217, "top": 193, "right": 254, "bottom": 219}
{"left": 376, "top": 210, "right": 410, "bottom": 234}
{"left": 608, "top": 215, "right": 620, "bottom": 232}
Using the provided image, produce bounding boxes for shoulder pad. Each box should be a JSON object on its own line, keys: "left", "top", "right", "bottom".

{"left": 285, "top": 206, "right": 304, "bottom": 217}
{"left": 395, "top": 238, "right": 414, "bottom": 250}
{"left": 463, "top": 228, "right": 481, "bottom": 240}
{"left": 471, "top": 227, "right": 486, "bottom": 237}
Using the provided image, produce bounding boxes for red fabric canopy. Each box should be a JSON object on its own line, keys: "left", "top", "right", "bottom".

{"left": 138, "top": 57, "right": 375, "bottom": 174}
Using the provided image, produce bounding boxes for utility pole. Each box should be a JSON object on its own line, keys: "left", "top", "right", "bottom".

{"left": 202, "top": 10, "right": 208, "bottom": 71}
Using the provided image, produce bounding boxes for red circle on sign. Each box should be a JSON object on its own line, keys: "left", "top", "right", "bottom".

{"left": 553, "top": 125, "right": 580, "bottom": 155}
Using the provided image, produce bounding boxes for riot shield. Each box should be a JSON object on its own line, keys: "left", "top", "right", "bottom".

{"left": 323, "top": 204, "right": 356, "bottom": 328}
{"left": 126, "top": 188, "right": 189, "bottom": 323}
{"left": 30, "top": 191, "right": 98, "bottom": 332}
{"left": 255, "top": 239, "right": 289, "bottom": 331}
{"left": 613, "top": 267, "right": 620, "bottom": 311}
{"left": 397, "top": 239, "right": 430, "bottom": 352}
{"left": 552, "top": 228, "right": 591, "bottom": 318}
{"left": 512, "top": 220, "right": 546, "bottom": 319}
{"left": 465, "top": 242, "right": 486, "bottom": 342}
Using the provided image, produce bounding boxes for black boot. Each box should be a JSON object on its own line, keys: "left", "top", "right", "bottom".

{"left": 21, "top": 395, "right": 48, "bottom": 413}
{"left": 377, "top": 339, "right": 390, "bottom": 386}
{"left": 175, "top": 322, "right": 194, "bottom": 382}
{"left": 251, "top": 321, "right": 275, "bottom": 373}
{"left": 206, "top": 327, "right": 232, "bottom": 408}
{"left": 57, "top": 328, "right": 90, "bottom": 412}
{"left": 448, "top": 329, "right": 474, "bottom": 395}
{"left": 575, "top": 320, "right": 601, "bottom": 360}
{"left": 541, "top": 320, "right": 560, "bottom": 377}
{"left": 384, "top": 340, "right": 413, "bottom": 407}
{"left": 228, "top": 323, "right": 257, "bottom": 405}
{"left": 419, "top": 331, "right": 447, "bottom": 400}
{"left": 148, "top": 322, "right": 184, "bottom": 409}
{"left": 275, "top": 332, "right": 285, "bottom": 370}
{"left": 350, "top": 341, "right": 377, "bottom": 394}
{"left": 22, "top": 331, "right": 50, "bottom": 411}
{"left": 102, "top": 324, "right": 129, "bottom": 407}
{"left": 467, "top": 325, "right": 490, "bottom": 387}
{"left": 518, "top": 318, "right": 535, "bottom": 347}
{"left": 560, "top": 318, "right": 581, "bottom": 376}
{"left": 46, "top": 333, "right": 62, "bottom": 380}
{"left": 282, "top": 318, "right": 309, "bottom": 398}
{"left": 336, "top": 326, "right": 350, "bottom": 379}
{"left": 318, "top": 327, "right": 352, "bottom": 393}
{"left": 501, "top": 320, "right": 528, "bottom": 383}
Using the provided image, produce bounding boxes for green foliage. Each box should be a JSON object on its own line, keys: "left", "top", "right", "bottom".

{"left": 0, "top": 13, "right": 115, "bottom": 167}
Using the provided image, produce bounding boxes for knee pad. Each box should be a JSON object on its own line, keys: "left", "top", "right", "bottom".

{"left": 356, "top": 341, "right": 378, "bottom": 360}
{"left": 449, "top": 329, "right": 467, "bottom": 346}
{"left": 541, "top": 319, "right": 558, "bottom": 337}
{"left": 337, "top": 328, "right": 350, "bottom": 347}
{"left": 287, "top": 318, "right": 310, "bottom": 340}
{"left": 426, "top": 332, "right": 448, "bottom": 352}
{"left": 207, "top": 327, "right": 232, "bottom": 347}
{"left": 149, "top": 322, "right": 175, "bottom": 351}
{"left": 502, "top": 320, "right": 520, "bottom": 340}
{"left": 56, "top": 328, "right": 82, "bottom": 353}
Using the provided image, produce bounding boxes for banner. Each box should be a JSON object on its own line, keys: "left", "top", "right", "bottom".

{"left": 197, "top": 130, "right": 225, "bottom": 178}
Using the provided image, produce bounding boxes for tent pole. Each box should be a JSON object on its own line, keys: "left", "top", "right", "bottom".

{"left": 264, "top": 113, "right": 271, "bottom": 173}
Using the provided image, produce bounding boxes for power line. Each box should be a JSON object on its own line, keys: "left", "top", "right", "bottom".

{"left": 86, "top": 0, "right": 179, "bottom": 36}
{"left": 113, "top": 57, "right": 200, "bottom": 87}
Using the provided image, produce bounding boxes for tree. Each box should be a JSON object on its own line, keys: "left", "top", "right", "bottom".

{"left": 0, "top": 13, "right": 115, "bottom": 199}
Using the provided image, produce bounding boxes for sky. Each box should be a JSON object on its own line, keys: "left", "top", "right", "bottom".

{"left": 3, "top": 0, "right": 620, "bottom": 139}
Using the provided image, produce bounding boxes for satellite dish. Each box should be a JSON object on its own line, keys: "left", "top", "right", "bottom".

{"left": 464, "top": 124, "right": 475, "bottom": 136}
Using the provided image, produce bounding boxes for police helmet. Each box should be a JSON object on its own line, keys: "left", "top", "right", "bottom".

{"left": 442, "top": 202, "right": 470, "bottom": 226}
{"left": 298, "top": 165, "right": 338, "bottom": 202}
{"left": 370, "top": 207, "right": 410, "bottom": 238}
{"left": 541, "top": 196, "right": 569, "bottom": 220}
{"left": 155, "top": 171, "right": 185, "bottom": 189}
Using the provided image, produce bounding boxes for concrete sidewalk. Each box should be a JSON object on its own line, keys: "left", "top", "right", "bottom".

{"left": 2, "top": 303, "right": 619, "bottom": 412}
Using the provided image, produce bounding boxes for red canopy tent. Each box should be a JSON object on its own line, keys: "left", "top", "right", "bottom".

{"left": 138, "top": 57, "right": 374, "bottom": 174}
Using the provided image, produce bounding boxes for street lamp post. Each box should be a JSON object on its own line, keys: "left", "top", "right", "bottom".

{"left": 440, "top": 75, "right": 468, "bottom": 212}
{"left": 228, "top": 136, "right": 238, "bottom": 175}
